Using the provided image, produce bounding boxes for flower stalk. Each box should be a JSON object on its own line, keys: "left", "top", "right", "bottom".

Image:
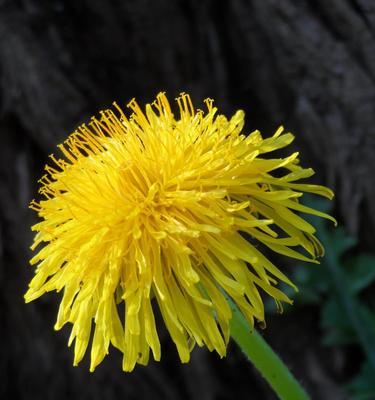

{"left": 229, "top": 298, "right": 310, "bottom": 400}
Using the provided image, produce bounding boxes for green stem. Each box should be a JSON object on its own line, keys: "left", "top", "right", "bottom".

{"left": 229, "top": 300, "right": 310, "bottom": 400}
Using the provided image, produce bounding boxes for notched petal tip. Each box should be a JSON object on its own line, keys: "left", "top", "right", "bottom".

{"left": 24, "top": 293, "right": 32, "bottom": 304}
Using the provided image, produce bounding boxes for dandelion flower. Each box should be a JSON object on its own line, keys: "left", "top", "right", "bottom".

{"left": 25, "top": 92, "right": 335, "bottom": 372}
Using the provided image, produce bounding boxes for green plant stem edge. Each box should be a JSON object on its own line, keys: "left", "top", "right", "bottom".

{"left": 229, "top": 300, "right": 310, "bottom": 400}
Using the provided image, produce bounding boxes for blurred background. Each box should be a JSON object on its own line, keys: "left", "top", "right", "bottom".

{"left": 1, "top": 1, "right": 375, "bottom": 399}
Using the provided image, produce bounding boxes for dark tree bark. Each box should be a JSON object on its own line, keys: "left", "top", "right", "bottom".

{"left": 1, "top": 1, "right": 373, "bottom": 399}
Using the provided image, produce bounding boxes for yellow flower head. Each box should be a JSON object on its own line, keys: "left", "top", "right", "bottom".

{"left": 25, "top": 92, "right": 335, "bottom": 372}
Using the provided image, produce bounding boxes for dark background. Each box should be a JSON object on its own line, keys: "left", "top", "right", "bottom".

{"left": 1, "top": 1, "right": 375, "bottom": 399}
